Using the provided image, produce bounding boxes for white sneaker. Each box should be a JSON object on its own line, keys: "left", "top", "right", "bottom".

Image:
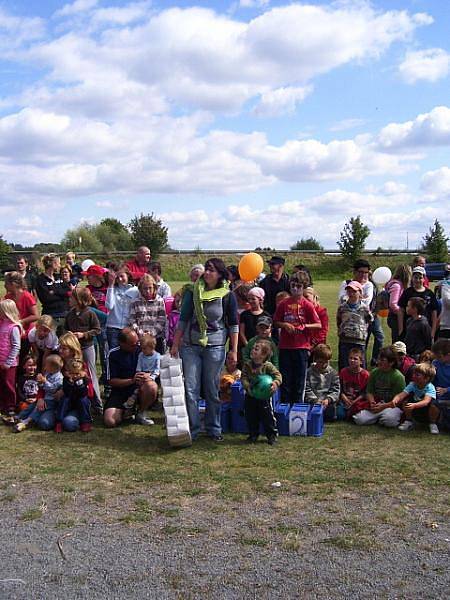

{"left": 398, "top": 420, "right": 414, "bottom": 432}
{"left": 135, "top": 413, "right": 155, "bottom": 426}
{"left": 429, "top": 423, "right": 439, "bottom": 435}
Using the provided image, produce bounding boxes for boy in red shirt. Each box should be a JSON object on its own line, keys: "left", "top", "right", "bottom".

{"left": 274, "top": 272, "right": 321, "bottom": 405}
{"left": 338, "top": 347, "right": 370, "bottom": 419}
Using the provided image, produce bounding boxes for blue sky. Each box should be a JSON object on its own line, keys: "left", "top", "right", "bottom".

{"left": 0, "top": 0, "right": 448, "bottom": 249}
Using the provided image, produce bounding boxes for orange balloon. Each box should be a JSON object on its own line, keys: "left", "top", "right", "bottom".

{"left": 378, "top": 309, "right": 389, "bottom": 318}
{"left": 238, "top": 252, "right": 264, "bottom": 282}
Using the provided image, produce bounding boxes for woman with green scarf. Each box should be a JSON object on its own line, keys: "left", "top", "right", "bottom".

{"left": 171, "top": 258, "right": 239, "bottom": 441}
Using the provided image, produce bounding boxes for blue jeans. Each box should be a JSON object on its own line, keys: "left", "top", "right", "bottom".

{"left": 57, "top": 396, "right": 92, "bottom": 429}
{"left": 180, "top": 344, "right": 226, "bottom": 439}
{"left": 367, "top": 316, "right": 384, "bottom": 364}
{"left": 279, "top": 348, "right": 309, "bottom": 405}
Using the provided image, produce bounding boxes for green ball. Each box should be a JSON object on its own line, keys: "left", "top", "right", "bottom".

{"left": 251, "top": 374, "right": 274, "bottom": 400}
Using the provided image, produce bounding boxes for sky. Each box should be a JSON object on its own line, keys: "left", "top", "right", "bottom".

{"left": 0, "top": 0, "right": 449, "bottom": 250}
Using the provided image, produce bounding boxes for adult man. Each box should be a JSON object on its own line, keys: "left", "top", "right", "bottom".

{"left": 338, "top": 259, "right": 384, "bottom": 366}
{"left": 125, "top": 246, "right": 151, "bottom": 283}
{"left": 259, "top": 256, "right": 290, "bottom": 316}
{"left": 104, "top": 328, "right": 157, "bottom": 428}
{"left": 15, "top": 256, "right": 37, "bottom": 295}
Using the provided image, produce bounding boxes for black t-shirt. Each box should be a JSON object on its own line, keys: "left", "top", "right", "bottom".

{"left": 259, "top": 273, "right": 290, "bottom": 316}
{"left": 107, "top": 346, "right": 139, "bottom": 399}
{"left": 398, "top": 287, "right": 439, "bottom": 327}
{"left": 239, "top": 309, "right": 271, "bottom": 341}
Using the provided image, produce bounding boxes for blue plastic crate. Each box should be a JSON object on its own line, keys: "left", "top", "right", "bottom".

{"left": 221, "top": 401, "right": 232, "bottom": 433}
{"left": 274, "top": 401, "right": 291, "bottom": 436}
{"left": 307, "top": 403, "right": 324, "bottom": 437}
{"left": 289, "top": 403, "right": 309, "bottom": 436}
{"left": 231, "top": 381, "right": 278, "bottom": 434}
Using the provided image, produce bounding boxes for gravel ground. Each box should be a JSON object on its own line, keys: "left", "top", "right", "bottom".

{"left": 0, "top": 483, "right": 449, "bottom": 599}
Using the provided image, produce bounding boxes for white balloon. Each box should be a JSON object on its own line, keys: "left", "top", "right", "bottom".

{"left": 372, "top": 266, "right": 392, "bottom": 286}
{"left": 81, "top": 259, "right": 95, "bottom": 272}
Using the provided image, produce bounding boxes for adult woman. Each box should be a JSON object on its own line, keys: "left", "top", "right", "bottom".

{"left": 105, "top": 263, "right": 139, "bottom": 351}
{"left": 128, "top": 274, "right": 167, "bottom": 354}
{"left": 35, "top": 254, "right": 67, "bottom": 335}
{"left": 398, "top": 267, "right": 439, "bottom": 341}
{"left": 171, "top": 258, "right": 239, "bottom": 441}
{"left": 239, "top": 287, "right": 269, "bottom": 347}
{"left": 385, "top": 264, "right": 412, "bottom": 343}
{"left": 4, "top": 271, "right": 39, "bottom": 362}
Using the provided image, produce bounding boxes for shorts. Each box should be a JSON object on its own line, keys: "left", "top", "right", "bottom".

{"left": 410, "top": 405, "right": 431, "bottom": 423}
{"left": 104, "top": 388, "right": 135, "bottom": 410}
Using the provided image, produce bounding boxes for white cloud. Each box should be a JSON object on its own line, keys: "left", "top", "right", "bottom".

{"left": 16, "top": 215, "right": 43, "bottom": 227}
{"left": 252, "top": 86, "right": 313, "bottom": 117}
{"left": 91, "top": 2, "right": 152, "bottom": 27}
{"left": 96, "top": 200, "right": 113, "bottom": 208}
{"left": 399, "top": 48, "right": 450, "bottom": 83}
{"left": 55, "top": 0, "right": 99, "bottom": 18}
{"left": 239, "top": 0, "right": 270, "bottom": 8}
{"left": 0, "top": 7, "right": 45, "bottom": 53}
{"left": 329, "top": 118, "right": 367, "bottom": 132}
{"left": 377, "top": 106, "right": 450, "bottom": 150}
{"left": 420, "top": 166, "right": 450, "bottom": 200}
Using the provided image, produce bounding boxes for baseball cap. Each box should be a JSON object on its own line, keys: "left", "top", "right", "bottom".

{"left": 82, "top": 264, "right": 108, "bottom": 277}
{"left": 267, "top": 256, "right": 285, "bottom": 266}
{"left": 412, "top": 266, "right": 426, "bottom": 276}
{"left": 392, "top": 341, "right": 407, "bottom": 355}
{"left": 256, "top": 315, "right": 272, "bottom": 328}
{"left": 345, "top": 280, "right": 363, "bottom": 292}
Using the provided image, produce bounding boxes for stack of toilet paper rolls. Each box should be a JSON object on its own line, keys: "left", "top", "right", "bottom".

{"left": 160, "top": 355, "right": 192, "bottom": 448}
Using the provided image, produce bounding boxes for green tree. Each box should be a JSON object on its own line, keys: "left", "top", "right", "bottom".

{"left": 337, "top": 215, "right": 370, "bottom": 265}
{"left": 61, "top": 224, "right": 103, "bottom": 253}
{"left": 0, "top": 235, "right": 11, "bottom": 271}
{"left": 290, "top": 237, "right": 324, "bottom": 251}
{"left": 128, "top": 213, "right": 168, "bottom": 257}
{"left": 421, "top": 219, "right": 449, "bottom": 262}
{"left": 96, "top": 219, "right": 133, "bottom": 251}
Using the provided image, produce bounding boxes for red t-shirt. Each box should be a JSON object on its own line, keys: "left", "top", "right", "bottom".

{"left": 310, "top": 305, "right": 329, "bottom": 346}
{"left": 5, "top": 290, "right": 36, "bottom": 335}
{"left": 339, "top": 367, "right": 370, "bottom": 402}
{"left": 125, "top": 260, "right": 149, "bottom": 284}
{"left": 273, "top": 296, "right": 320, "bottom": 350}
{"left": 87, "top": 284, "right": 108, "bottom": 313}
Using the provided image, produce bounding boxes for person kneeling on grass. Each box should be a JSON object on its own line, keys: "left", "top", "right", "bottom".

{"left": 104, "top": 328, "right": 156, "bottom": 428}
{"left": 305, "top": 343, "right": 340, "bottom": 422}
{"left": 352, "top": 346, "right": 405, "bottom": 427}
{"left": 392, "top": 363, "right": 440, "bottom": 434}
{"left": 241, "top": 339, "right": 281, "bottom": 445}
{"left": 54, "top": 358, "right": 93, "bottom": 433}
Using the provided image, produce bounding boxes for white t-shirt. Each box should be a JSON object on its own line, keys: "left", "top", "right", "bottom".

{"left": 28, "top": 328, "right": 59, "bottom": 351}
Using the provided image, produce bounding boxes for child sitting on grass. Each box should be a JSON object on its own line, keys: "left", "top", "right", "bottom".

{"left": 122, "top": 334, "right": 160, "bottom": 424}
{"left": 338, "top": 347, "right": 369, "bottom": 420}
{"left": 13, "top": 354, "right": 63, "bottom": 432}
{"left": 241, "top": 339, "right": 282, "bottom": 445}
{"left": 432, "top": 339, "right": 450, "bottom": 430}
{"left": 305, "top": 344, "right": 340, "bottom": 421}
{"left": 219, "top": 351, "right": 241, "bottom": 403}
{"left": 392, "top": 363, "right": 439, "bottom": 434}
{"left": 28, "top": 315, "right": 59, "bottom": 371}
{"left": 404, "top": 297, "right": 432, "bottom": 360}
{"left": 353, "top": 346, "right": 405, "bottom": 427}
{"left": 55, "top": 358, "right": 93, "bottom": 433}
{"left": 392, "top": 341, "right": 415, "bottom": 384}
{"left": 241, "top": 315, "right": 279, "bottom": 368}
{"left": 16, "top": 356, "right": 40, "bottom": 413}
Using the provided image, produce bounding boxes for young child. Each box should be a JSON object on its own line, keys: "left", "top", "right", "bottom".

{"left": 60, "top": 265, "right": 75, "bottom": 313}
{"left": 64, "top": 287, "right": 102, "bottom": 412}
{"left": 392, "top": 341, "right": 415, "bottom": 384}
{"left": 404, "top": 297, "right": 432, "bottom": 359}
{"left": 241, "top": 315, "right": 279, "bottom": 368}
{"left": 83, "top": 264, "right": 109, "bottom": 313}
{"left": 274, "top": 272, "right": 321, "bottom": 406}
{"left": 122, "top": 334, "right": 160, "bottom": 423}
{"left": 0, "top": 299, "right": 23, "bottom": 423}
{"left": 167, "top": 291, "right": 182, "bottom": 348}
{"left": 105, "top": 263, "right": 139, "bottom": 351}
{"left": 353, "top": 347, "right": 405, "bottom": 427}
{"left": 337, "top": 280, "right": 372, "bottom": 370}
{"left": 219, "top": 351, "right": 242, "bottom": 403}
{"left": 304, "top": 287, "right": 329, "bottom": 347}
{"left": 148, "top": 261, "right": 172, "bottom": 299}
{"left": 241, "top": 339, "right": 282, "bottom": 445}
{"left": 338, "top": 347, "right": 370, "bottom": 420}
{"left": 305, "top": 344, "right": 340, "bottom": 421}
{"left": 16, "top": 356, "right": 40, "bottom": 413}
{"left": 419, "top": 349, "right": 434, "bottom": 365}
{"left": 393, "top": 363, "right": 439, "bottom": 434}
{"left": 28, "top": 315, "right": 59, "bottom": 371}
{"left": 431, "top": 339, "right": 450, "bottom": 431}
{"left": 55, "top": 358, "right": 93, "bottom": 433}
{"left": 13, "top": 354, "right": 64, "bottom": 432}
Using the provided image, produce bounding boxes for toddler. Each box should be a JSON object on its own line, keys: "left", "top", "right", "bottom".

{"left": 241, "top": 339, "right": 282, "bottom": 445}
{"left": 393, "top": 363, "right": 439, "bottom": 434}
{"left": 241, "top": 315, "right": 279, "bottom": 368}
{"left": 0, "top": 299, "right": 23, "bottom": 423}
{"left": 123, "top": 334, "right": 160, "bottom": 422}
{"left": 338, "top": 347, "right": 369, "bottom": 419}
{"left": 167, "top": 291, "right": 182, "bottom": 348}
{"left": 16, "top": 356, "right": 40, "bottom": 413}
{"left": 219, "top": 351, "right": 241, "bottom": 403}
{"left": 28, "top": 315, "right": 59, "bottom": 371}
{"left": 337, "top": 280, "right": 372, "bottom": 370}
{"left": 55, "top": 358, "right": 92, "bottom": 433}
{"left": 305, "top": 344, "right": 340, "bottom": 421}
{"left": 13, "top": 354, "right": 63, "bottom": 432}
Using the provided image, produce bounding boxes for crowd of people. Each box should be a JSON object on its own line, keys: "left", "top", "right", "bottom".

{"left": 0, "top": 248, "right": 449, "bottom": 444}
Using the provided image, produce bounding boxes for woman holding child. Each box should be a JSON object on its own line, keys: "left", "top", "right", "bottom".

{"left": 171, "top": 258, "right": 239, "bottom": 441}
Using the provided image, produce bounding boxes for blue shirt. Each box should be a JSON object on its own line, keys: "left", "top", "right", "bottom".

{"left": 404, "top": 381, "right": 436, "bottom": 403}
{"left": 136, "top": 351, "right": 161, "bottom": 379}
